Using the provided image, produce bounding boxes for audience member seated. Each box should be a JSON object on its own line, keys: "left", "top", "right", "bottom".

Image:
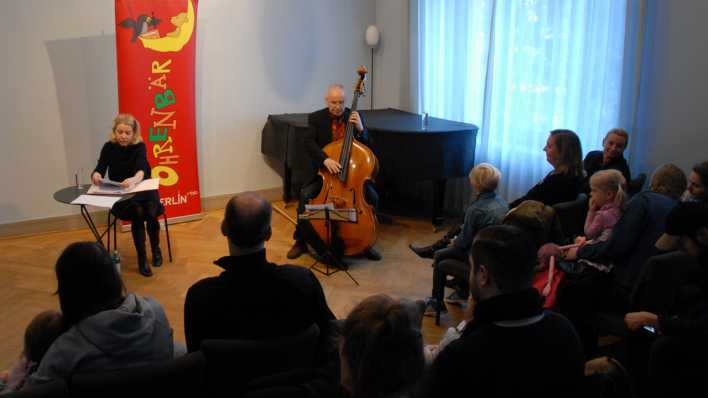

{"left": 581, "top": 170, "right": 627, "bottom": 244}
{"left": 623, "top": 202, "right": 708, "bottom": 397}
{"left": 503, "top": 200, "right": 565, "bottom": 249}
{"left": 417, "top": 225, "right": 585, "bottom": 397}
{"left": 583, "top": 128, "right": 632, "bottom": 186}
{"left": 684, "top": 160, "right": 708, "bottom": 202}
{"left": 558, "top": 164, "right": 687, "bottom": 358}
{"left": 420, "top": 164, "right": 508, "bottom": 313}
{"left": 183, "top": 193, "right": 337, "bottom": 381}
{"left": 410, "top": 164, "right": 508, "bottom": 260}
{"left": 635, "top": 201, "right": 708, "bottom": 314}
{"left": 339, "top": 294, "right": 425, "bottom": 398}
{"left": 0, "top": 311, "right": 64, "bottom": 393}
{"left": 26, "top": 242, "right": 175, "bottom": 386}
{"left": 509, "top": 129, "right": 584, "bottom": 208}
{"left": 542, "top": 170, "right": 627, "bottom": 274}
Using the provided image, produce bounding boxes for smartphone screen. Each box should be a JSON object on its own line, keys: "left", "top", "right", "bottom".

{"left": 643, "top": 325, "right": 656, "bottom": 334}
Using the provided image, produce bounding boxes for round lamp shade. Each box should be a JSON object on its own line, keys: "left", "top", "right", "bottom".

{"left": 365, "top": 25, "right": 380, "bottom": 47}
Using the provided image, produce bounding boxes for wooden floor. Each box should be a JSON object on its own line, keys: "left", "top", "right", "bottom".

{"left": 0, "top": 202, "right": 467, "bottom": 369}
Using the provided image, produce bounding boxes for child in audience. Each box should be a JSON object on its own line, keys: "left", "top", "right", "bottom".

{"left": 340, "top": 295, "right": 425, "bottom": 398}
{"left": 541, "top": 170, "right": 626, "bottom": 273}
{"left": 577, "top": 169, "right": 627, "bottom": 245}
{"left": 0, "top": 310, "right": 64, "bottom": 393}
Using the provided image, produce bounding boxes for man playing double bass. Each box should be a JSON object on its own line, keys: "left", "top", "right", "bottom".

{"left": 287, "top": 84, "right": 382, "bottom": 261}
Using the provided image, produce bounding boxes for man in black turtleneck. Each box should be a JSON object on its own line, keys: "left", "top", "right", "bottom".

{"left": 418, "top": 225, "right": 584, "bottom": 397}
{"left": 287, "top": 84, "right": 381, "bottom": 261}
{"left": 183, "top": 193, "right": 335, "bottom": 354}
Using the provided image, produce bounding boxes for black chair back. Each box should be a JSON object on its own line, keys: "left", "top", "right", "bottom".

{"left": 3, "top": 379, "right": 68, "bottom": 398}
{"left": 595, "top": 252, "right": 701, "bottom": 339}
{"left": 245, "top": 368, "right": 326, "bottom": 398}
{"left": 200, "top": 323, "right": 320, "bottom": 398}
{"left": 69, "top": 351, "right": 205, "bottom": 398}
{"left": 627, "top": 173, "right": 647, "bottom": 196}
{"left": 553, "top": 193, "right": 589, "bottom": 242}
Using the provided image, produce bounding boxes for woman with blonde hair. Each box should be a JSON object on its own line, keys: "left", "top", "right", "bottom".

{"left": 91, "top": 114, "right": 162, "bottom": 277}
{"left": 584, "top": 128, "right": 632, "bottom": 184}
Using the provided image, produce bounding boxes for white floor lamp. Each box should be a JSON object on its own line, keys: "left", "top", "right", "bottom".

{"left": 365, "top": 25, "right": 380, "bottom": 110}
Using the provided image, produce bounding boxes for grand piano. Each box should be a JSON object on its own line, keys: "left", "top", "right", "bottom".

{"left": 260, "top": 108, "right": 478, "bottom": 225}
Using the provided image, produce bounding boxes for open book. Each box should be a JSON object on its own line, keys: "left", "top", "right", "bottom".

{"left": 87, "top": 178, "right": 160, "bottom": 195}
{"left": 100, "top": 178, "right": 124, "bottom": 187}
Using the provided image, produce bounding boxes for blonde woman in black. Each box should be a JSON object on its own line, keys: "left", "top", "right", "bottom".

{"left": 91, "top": 114, "right": 161, "bottom": 277}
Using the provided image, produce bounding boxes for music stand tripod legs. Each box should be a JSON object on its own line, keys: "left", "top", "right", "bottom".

{"left": 303, "top": 207, "right": 359, "bottom": 286}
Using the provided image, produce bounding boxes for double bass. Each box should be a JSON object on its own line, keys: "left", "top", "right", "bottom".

{"left": 308, "top": 66, "right": 379, "bottom": 257}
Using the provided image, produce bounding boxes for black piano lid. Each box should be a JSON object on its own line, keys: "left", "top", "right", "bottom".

{"left": 266, "top": 113, "right": 309, "bottom": 128}
{"left": 360, "top": 108, "right": 478, "bottom": 134}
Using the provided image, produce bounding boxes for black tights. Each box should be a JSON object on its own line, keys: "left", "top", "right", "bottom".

{"left": 113, "top": 199, "right": 160, "bottom": 257}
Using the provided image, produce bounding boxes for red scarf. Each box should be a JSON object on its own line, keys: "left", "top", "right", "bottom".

{"left": 330, "top": 114, "right": 346, "bottom": 142}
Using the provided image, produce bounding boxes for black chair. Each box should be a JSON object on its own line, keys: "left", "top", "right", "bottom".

{"left": 68, "top": 351, "right": 205, "bottom": 398}
{"left": 107, "top": 201, "right": 173, "bottom": 263}
{"left": 627, "top": 173, "right": 646, "bottom": 196}
{"left": 553, "top": 193, "right": 589, "bottom": 242}
{"left": 3, "top": 379, "right": 68, "bottom": 398}
{"left": 647, "top": 335, "right": 708, "bottom": 397}
{"left": 244, "top": 368, "right": 331, "bottom": 398}
{"left": 200, "top": 324, "right": 320, "bottom": 398}
{"left": 594, "top": 252, "right": 701, "bottom": 341}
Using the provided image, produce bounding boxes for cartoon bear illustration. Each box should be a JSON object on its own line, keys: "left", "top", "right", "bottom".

{"left": 166, "top": 12, "right": 189, "bottom": 38}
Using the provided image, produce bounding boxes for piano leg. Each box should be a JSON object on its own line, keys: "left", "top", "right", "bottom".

{"left": 432, "top": 179, "right": 446, "bottom": 228}
{"left": 283, "top": 164, "right": 292, "bottom": 202}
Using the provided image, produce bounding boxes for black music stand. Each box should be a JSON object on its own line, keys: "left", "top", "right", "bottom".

{"left": 298, "top": 205, "right": 359, "bottom": 285}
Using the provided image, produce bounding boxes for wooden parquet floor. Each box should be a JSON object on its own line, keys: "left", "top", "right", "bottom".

{"left": 0, "top": 202, "right": 467, "bottom": 369}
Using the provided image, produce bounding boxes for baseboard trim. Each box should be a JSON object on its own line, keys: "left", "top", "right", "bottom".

{"left": 0, "top": 186, "right": 284, "bottom": 238}
{"left": 200, "top": 187, "right": 283, "bottom": 212}
{"left": 0, "top": 211, "right": 110, "bottom": 239}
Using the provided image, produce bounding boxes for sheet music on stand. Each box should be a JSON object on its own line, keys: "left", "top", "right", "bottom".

{"left": 301, "top": 203, "right": 357, "bottom": 223}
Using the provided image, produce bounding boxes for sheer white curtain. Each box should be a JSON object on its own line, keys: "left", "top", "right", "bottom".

{"left": 414, "top": 0, "right": 644, "bottom": 202}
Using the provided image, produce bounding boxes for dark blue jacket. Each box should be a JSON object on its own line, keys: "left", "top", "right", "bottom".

{"left": 578, "top": 191, "right": 677, "bottom": 289}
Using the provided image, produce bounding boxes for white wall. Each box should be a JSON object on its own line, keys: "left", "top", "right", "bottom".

{"left": 370, "top": 0, "right": 410, "bottom": 111}
{"left": 632, "top": 0, "right": 708, "bottom": 177}
{"left": 0, "top": 0, "right": 375, "bottom": 225}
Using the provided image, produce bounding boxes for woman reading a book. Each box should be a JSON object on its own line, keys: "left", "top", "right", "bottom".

{"left": 91, "top": 113, "right": 162, "bottom": 277}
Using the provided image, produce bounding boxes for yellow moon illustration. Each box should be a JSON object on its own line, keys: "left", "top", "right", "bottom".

{"left": 139, "top": 0, "right": 195, "bottom": 53}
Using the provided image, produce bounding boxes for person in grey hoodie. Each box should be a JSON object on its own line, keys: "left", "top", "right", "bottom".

{"left": 26, "top": 242, "right": 175, "bottom": 386}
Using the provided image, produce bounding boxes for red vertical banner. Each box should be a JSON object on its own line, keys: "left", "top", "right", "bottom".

{"left": 115, "top": 0, "right": 201, "bottom": 222}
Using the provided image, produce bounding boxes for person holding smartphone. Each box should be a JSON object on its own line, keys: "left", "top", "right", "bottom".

{"left": 624, "top": 202, "right": 708, "bottom": 397}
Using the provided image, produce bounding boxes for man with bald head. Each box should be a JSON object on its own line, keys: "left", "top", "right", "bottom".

{"left": 183, "top": 192, "right": 335, "bottom": 353}
{"left": 288, "top": 84, "right": 382, "bottom": 261}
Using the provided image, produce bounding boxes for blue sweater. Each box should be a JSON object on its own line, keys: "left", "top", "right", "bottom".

{"left": 578, "top": 191, "right": 677, "bottom": 289}
{"left": 452, "top": 192, "right": 509, "bottom": 251}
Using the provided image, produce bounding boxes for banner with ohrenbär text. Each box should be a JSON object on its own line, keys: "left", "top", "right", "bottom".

{"left": 115, "top": 0, "right": 201, "bottom": 221}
